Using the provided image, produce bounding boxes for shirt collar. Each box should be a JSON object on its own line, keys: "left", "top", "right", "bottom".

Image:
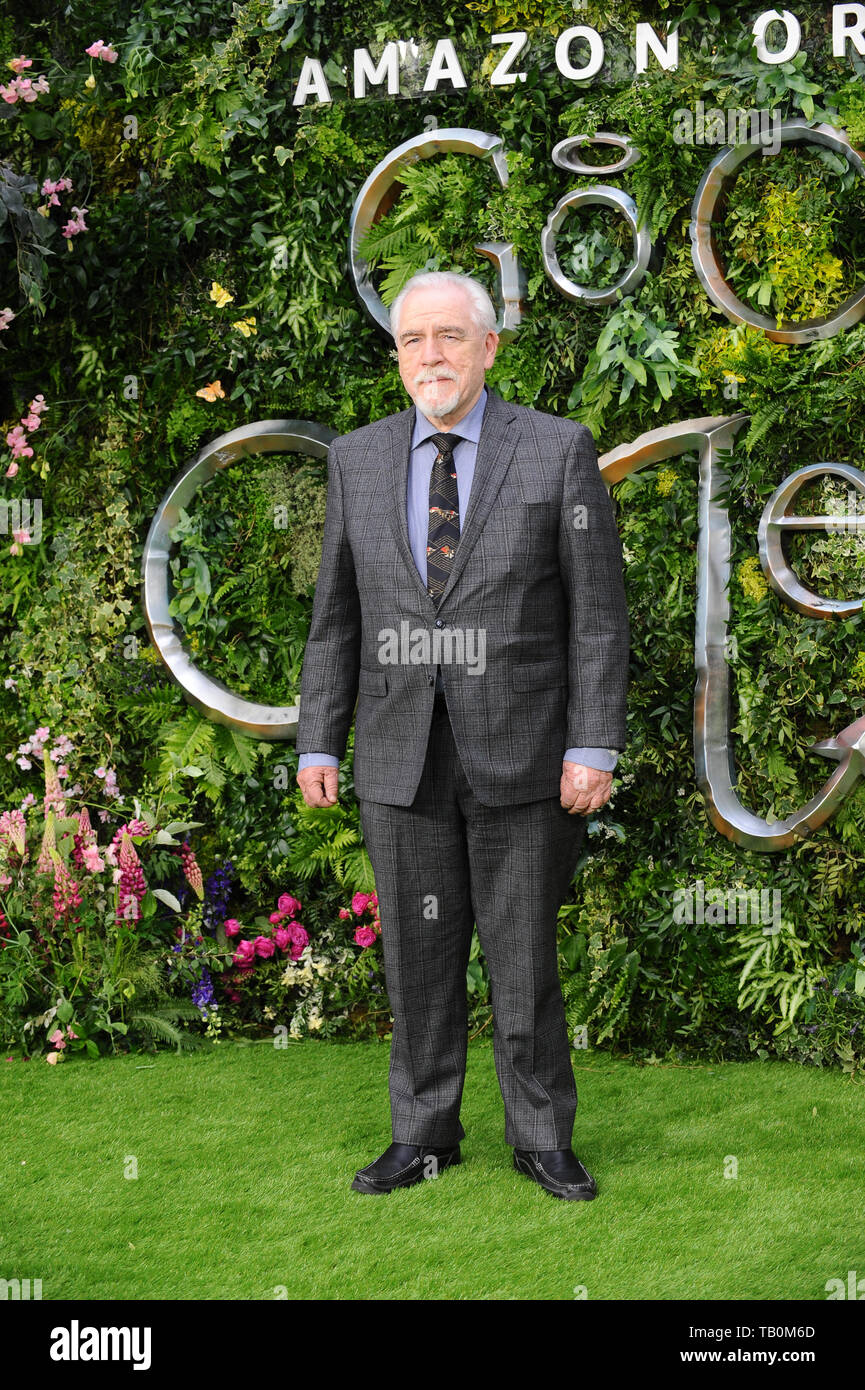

{"left": 411, "top": 386, "right": 488, "bottom": 450}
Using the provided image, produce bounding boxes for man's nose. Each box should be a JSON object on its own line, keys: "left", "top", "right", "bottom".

{"left": 420, "top": 334, "right": 443, "bottom": 363}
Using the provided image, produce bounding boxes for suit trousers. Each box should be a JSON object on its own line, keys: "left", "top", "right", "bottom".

{"left": 357, "top": 688, "right": 587, "bottom": 1150}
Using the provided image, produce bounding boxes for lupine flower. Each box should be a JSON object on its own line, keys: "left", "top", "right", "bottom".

{"left": 181, "top": 841, "right": 204, "bottom": 900}
{"left": 43, "top": 748, "right": 67, "bottom": 819}
{"left": 116, "top": 832, "right": 146, "bottom": 924}
{"left": 50, "top": 850, "right": 82, "bottom": 923}
{"left": 0, "top": 809, "right": 26, "bottom": 857}
{"left": 36, "top": 810, "right": 57, "bottom": 875}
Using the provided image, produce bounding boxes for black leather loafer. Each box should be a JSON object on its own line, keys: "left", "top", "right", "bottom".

{"left": 513, "top": 1147, "right": 597, "bottom": 1201}
{"left": 351, "top": 1140, "right": 461, "bottom": 1194}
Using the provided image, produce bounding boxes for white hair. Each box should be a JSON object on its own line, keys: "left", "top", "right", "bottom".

{"left": 389, "top": 271, "right": 497, "bottom": 337}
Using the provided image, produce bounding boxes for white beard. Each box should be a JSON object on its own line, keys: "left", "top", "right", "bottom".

{"left": 416, "top": 378, "right": 461, "bottom": 418}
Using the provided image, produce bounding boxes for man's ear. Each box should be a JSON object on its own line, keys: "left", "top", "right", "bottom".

{"left": 484, "top": 331, "right": 499, "bottom": 366}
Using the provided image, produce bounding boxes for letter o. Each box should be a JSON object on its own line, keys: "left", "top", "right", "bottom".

{"left": 141, "top": 419, "right": 336, "bottom": 739}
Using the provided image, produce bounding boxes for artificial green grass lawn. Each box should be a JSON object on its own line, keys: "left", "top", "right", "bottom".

{"left": 2, "top": 1039, "right": 863, "bottom": 1301}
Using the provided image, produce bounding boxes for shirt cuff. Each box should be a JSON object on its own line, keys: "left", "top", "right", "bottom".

{"left": 564, "top": 746, "right": 618, "bottom": 772}
{"left": 297, "top": 753, "right": 339, "bottom": 770}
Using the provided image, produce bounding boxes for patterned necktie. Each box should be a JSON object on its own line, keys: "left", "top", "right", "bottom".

{"left": 426, "top": 432, "right": 461, "bottom": 606}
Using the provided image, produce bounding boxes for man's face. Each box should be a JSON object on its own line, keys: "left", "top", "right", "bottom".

{"left": 395, "top": 283, "right": 499, "bottom": 428}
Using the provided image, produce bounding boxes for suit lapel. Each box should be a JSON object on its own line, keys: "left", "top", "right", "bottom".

{"left": 383, "top": 388, "right": 521, "bottom": 608}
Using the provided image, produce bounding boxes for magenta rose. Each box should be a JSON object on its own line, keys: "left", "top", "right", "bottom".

{"left": 351, "top": 892, "right": 372, "bottom": 916}
{"left": 254, "top": 935, "right": 276, "bottom": 958}
{"left": 287, "top": 921, "right": 309, "bottom": 960}
{"left": 277, "top": 893, "right": 302, "bottom": 918}
{"left": 273, "top": 925, "right": 291, "bottom": 951}
{"left": 354, "top": 925, "right": 376, "bottom": 949}
{"left": 224, "top": 918, "right": 242, "bottom": 937}
{"left": 233, "top": 939, "right": 256, "bottom": 967}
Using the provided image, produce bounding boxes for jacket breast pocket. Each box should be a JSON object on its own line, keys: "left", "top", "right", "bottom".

{"left": 512, "top": 659, "right": 569, "bottom": 691}
{"left": 358, "top": 667, "right": 388, "bottom": 697}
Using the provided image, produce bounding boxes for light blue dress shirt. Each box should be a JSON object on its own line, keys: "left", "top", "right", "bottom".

{"left": 298, "top": 387, "right": 618, "bottom": 774}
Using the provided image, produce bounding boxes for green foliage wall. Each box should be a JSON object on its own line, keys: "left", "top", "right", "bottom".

{"left": 1, "top": 0, "right": 864, "bottom": 1066}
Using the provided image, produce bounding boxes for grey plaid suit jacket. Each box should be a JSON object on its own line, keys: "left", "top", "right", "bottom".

{"left": 296, "top": 388, "right": 630, "bottom": 806}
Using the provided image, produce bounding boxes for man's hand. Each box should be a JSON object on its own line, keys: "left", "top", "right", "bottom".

{"left": 297, "top": 765, "right": 339, "bottom": 808}
{"left": 560, "top": 760, "right": 613, "bottom": 816}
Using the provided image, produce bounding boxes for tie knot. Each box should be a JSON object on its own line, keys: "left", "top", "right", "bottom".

{"left": 431, "top": 432, "right": 461, "bottom": 458}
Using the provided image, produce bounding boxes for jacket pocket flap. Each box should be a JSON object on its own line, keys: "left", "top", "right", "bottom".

{"left": 512, "top": 659, "right": 568, "bottom": 691}
{"left": 358, "top": 667, "right": 388, "bottom": 696}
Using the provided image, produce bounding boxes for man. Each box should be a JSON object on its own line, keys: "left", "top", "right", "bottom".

{"left": 296, "top": 270, "right": 629, "bottom": 1201}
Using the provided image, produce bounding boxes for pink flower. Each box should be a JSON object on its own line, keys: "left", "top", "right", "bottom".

{"left": 273, "top": 925, "right": 291, "bottom": 951}
{"left": 351, "top": 892, "right": 372, "bottom": 916}
{"left": 233, "top": 939, "right": 256, "bottom": 967}
{"left": 223, "top": 918, "right": 241, "bottom": 937}
{"left": 45, "top": 1051, "right": 61, "bottom": 1064}
{"left": 254, "top": 935, "right": 275, "bottom": 959}
{"left": 338, "top": 907, "right": 351, "bottom": 919}
{"left": 85, "top": 40, "right": 119, "bottom": 62}
{"left": 48, "top": 1028, "right": 67, "bottom": 1050}
{"left": 4, "top": 460, "right": 18, "bottom": 479}
{"left": 277, "top": 893, "right": 301, "bottom": 917}
{"left": 354, "top": 926, "right": 377, "bottom": 949}
{"left": 82, "top": 844, "right": 104, "bottom": 873}
{"left": 8, "top": 56, "right": 32, "bottom": 73}
{"left": 7, "top": 425, "right": 33, "bottom": 458}
{"left": 66, "top": 1028, "right": 78, "bottom": 1040}
{"left": 287, "top": 922, "right": 309, "bottom": 960}
{"left": 0, "top": 307, "right": 16, "bottom": 330}
{"left": 61, "top": 206, "right": 88, "bottom": 238}
{"left": 268, "top": 910, "right": 283, "bottom": 925}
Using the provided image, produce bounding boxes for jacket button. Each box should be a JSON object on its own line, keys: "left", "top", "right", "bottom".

{"left": 435, "top": 619, "right": 443, "bottom": 628}
{"left": 427, "top": 675, "right": 434, "bottom": 685}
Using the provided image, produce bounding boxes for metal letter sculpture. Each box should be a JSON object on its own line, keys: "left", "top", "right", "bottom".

{"left": 599, "top": 419, "right": 865, "bottom": 850}
{"left": 689, "top": 118, "right": 865, "bottom": 343}
{"left": 348, "top": 127, "right": 527, "bottom": 340}
{"left": 141, "top": 419, "right": 335, "bottom": 739}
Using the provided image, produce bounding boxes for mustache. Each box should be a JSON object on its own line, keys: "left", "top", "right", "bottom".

{"left": 414, "top": 369, "right": 459, "bottom": 385}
